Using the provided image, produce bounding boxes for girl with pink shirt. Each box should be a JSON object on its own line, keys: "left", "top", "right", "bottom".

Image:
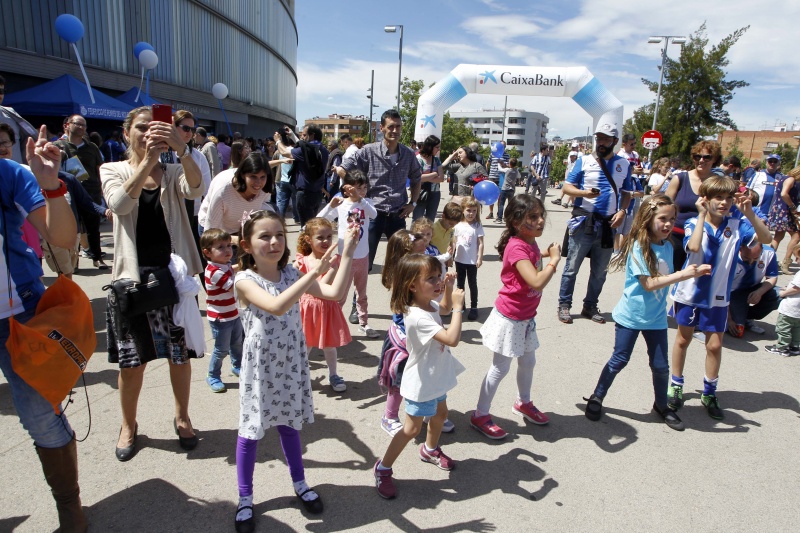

{"left": 470, "top": 194, "right": 562, "bottom": 440}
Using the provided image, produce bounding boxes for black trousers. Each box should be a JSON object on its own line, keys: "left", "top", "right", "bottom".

{"left": 296, "top": 189, "right": 323, "bottom": 227}
{"left": 456, "top": 261, "right": 478, "bottom": 308}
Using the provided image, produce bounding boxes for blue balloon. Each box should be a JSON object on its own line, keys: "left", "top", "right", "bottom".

{"left": 473, "top": 180, "right": 500, "bottom": 206}
{"left": 133, "top": 41, "right": 155, "bottom": 59}
{"left": 491, "top": 142, "right": 505, "bottom": 158}
{"left": 55, "top": 14, "right": 84, "bottom": 43}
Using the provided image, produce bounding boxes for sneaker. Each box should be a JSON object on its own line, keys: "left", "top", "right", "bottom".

{"left": 329, "top": 374, "right": 347, "bottom": 392}
{"left": 765, "top": 344, "right": 793, "bottom": 357}
{"left": 231, "top": 367, "right": 241, "bottom": 378}
{"left": 359, "top": 325, "right": 380, "bottom": 338}
{"left": 381, "top": 417, "right": 403, "bottom": 437}
{"left": 551, "top": 198, "right": 562, "bottom": 205}
{"left": 80, "top": 249, "right": 93, "bottom": 259}
{"left": 653, "top": 403, "right": 685, "bottom": 431}
{"left": 584, "top": 394, "right": 603, "bottom": 421}
{"left": 692, "top": 331, "right": 706, "bottom": 342}
{"left": 790, "top": 345, "right": 800, "bottom": 356}
{"left": 667, "top": 384, "right": 683, "bottom": 410}
{"left": 422, "top": 417, "right": 455, "bottom": 433}
{"left": 206, "top": 376, "right": 226, "bottom": 393}
{"left": 469, "top": 412, "right": 507, "bottom": 440}
{"left": 512, "top": 400, "right": 550, "bottom": 425}
{"left": 494, "top": 218, "right": 503, "bottom": 223}
{"left": 580, "top": 306, "right": 605, "bottom": 324}
{"left": 348, "top": 303, "right": 359, "bottom": 325}
{"left": 418, "top": 444, "right": 454, "bottom": 471}
{"left": 700, "top": 394, "right": 724, "bottom": 420}
{"left": 467, "top": 308, "right": 478, "bottom": 320}
{"left": 373, "top": 460, "right": 396, "bottom": 499}
{"left": 557, "top": 306, "right": 573, "bottom": 324}
{"left": 745, "top": 321, "right": 765, "bottom": 335}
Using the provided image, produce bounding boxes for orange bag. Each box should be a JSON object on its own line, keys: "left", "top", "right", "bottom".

{"left": 6, "top": 275, "right": 96, "bottom": 412}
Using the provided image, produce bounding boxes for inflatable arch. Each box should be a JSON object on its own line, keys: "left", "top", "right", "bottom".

{"left": 413, "top": 64, "right": 623, "bottom": 144}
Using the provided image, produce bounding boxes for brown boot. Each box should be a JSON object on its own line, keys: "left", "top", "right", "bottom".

{"left": 36, "top": 437, "right": 88, "bottom": 533}
{"left": 780, "top": 258, "right": 792, "bottom": 275}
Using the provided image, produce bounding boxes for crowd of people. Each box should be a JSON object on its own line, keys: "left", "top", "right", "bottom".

{"left": 2, "top": 77, "right": 799, "bottom": 530}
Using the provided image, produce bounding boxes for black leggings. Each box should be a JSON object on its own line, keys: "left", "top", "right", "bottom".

{"left": 456, "top": 261, "right": 478, "bottom": 308}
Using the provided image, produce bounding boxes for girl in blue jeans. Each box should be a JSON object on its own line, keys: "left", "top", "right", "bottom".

{"left": 583, "top": 195, "right": 711, "bottom": 431}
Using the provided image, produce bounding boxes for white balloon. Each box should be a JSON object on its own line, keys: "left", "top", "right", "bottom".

{"left": 212, "top": 82, "right": 229, "bottom": 100}
{"left": 139, "top": 49, "right": 159, "bottom": 70}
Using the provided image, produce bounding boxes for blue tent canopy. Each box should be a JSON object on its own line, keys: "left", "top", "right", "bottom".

{"left": 3, "top": 74, "right": 133, "bottom": 120}
{"left": 115, "top": 87, "right": 162, "bottom": 107}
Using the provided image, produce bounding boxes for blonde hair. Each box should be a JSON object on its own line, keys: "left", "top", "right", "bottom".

{"left": 389, "top": 254, "right": 442, "bottom": 314}
{"left": 381, "top": 229, "right": 414, "bottom": 289}
{"left": 609, "top": 194, "right": 675, "bottom": 276}
{"left": 410, "top": 217, "right": 434, "bottom": 235}
{"left": 460, "top": 196, "right": 482, "bottom": 224}
{"left": 296, "top": 217, "right": 335, "bottom": 256}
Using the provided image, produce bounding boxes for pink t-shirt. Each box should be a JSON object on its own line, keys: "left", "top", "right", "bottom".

{"left": 494, "top": 237, "right": 542, "bottom": 321}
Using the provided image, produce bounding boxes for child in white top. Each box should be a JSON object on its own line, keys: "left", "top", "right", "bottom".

{"left": 453, "top": 196, "right": 484, "bottom": 320}
{"left": 232, "top": 211, "right": 357, "bottom": 530}
{"left": 766, "top": 270, "right": 800, "bottom": 356}
{"left": 373, "top": 254, "right": 465, "bottom": 500}
{"left": 317, "top": 169, "right": 378, "bottom": 337}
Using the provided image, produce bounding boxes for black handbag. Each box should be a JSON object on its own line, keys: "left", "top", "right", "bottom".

{"left": 104, "top": 267, "right": 178, "bottom": 319}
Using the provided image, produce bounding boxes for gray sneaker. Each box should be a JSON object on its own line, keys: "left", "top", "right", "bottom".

{"left": 329, "top": 374, "right": 347, "bottom": 392}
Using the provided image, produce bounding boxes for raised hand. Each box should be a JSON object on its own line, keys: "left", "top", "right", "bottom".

{"left": 451, "top": 288, "right": 465, "bottom": 310}
{"left": 25, "top": 126, "right": 62, "bottom": 189}
{"left": 313, "top": 241, "right": 338, "bottom": 276}
{"left": 547, "top": 242, "right": 562, "bottom": 263}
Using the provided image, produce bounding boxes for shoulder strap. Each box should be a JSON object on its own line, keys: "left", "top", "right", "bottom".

{"left": 593, "top": 154, "right": 619, "bottom": 197}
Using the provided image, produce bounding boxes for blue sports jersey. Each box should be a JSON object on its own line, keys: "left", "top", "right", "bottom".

{"left": 0, "top": 159, "right": 46, "bottom": 318}
{"left": 671, "top": 215, "right": 756, "bottom": 308}
{"left": 567, "top": 154, "right": 633, "bottom": 217}
{"left": 731, "top": 245, "right": 778, "bottom": 291}
{"left": 747, "top": 170, "right": 782, "bottom": 218}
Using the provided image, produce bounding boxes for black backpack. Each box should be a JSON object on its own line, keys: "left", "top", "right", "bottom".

{"left": 288, "top": 140, "right": 325, "bottom": 187}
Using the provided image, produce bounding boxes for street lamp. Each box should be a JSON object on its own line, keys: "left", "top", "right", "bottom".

{"left": 647, "top": 35, "right": 686, "bottom": 159}
{"left": 384, "top": 25, "right": 403, "bottom": 111}
{"left": 367, "top": 69, "right": 380, "bottom": 142}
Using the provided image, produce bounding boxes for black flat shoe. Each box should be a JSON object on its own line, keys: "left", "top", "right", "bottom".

{"left": 173, "top": 418, "right": 198, "bottom": 450}
{"left": 584, "top": 395, "right": 603, "bottom": 421}
{"left": 115, "top": 423, "right": 138, "bottom": 462}
{"left": 295, "top": 487, "right": 324, "bottom": 514}
{"left": 234, "top": 506, "right": 255, "bottom": 533}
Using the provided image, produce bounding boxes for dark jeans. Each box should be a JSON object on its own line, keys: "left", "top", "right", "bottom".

{"left": 497, "top": 189, "right": 514, "bottom": 220}
{"left": 670, "top": 231, "right": 687, "bottom": 273}
{"left": 368, "top": 211, "right": 406, "bottom": 271}
{"left": 594, "top": 324, "right": 670, "bottom": 408}
{"left": 296, "top": 189, "right": 323, "bottom": 227}
{"left": 82, "top": 210, "right": 102, "bottom": 260}
{"left": 276, "top": 181, "right": 299, "bottom": 222}
{"left": 729, "top": 285, "right": 781, "bottom": 325}
{"left": 456, "top": 261, "right": 478, "bottom": 308}
{"left": 558, "top": 221, "right": 613, "bottom": 308}
{"left": 412, "top": 190, "right": 441, "bottom": 222}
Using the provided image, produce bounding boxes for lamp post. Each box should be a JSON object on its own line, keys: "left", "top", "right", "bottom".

{"left": 793, "top": 135, "right": 800, "bottom": 169}
{"left": 384, "top": 25, "right": 404, "bottom": 111}
{"left": 367, "top": 69, "right": 379, "bottom": 142}
{"left": 647, "top": 35, "right": 686, "bottom": 160}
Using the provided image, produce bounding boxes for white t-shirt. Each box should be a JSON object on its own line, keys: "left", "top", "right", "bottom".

{"left": 316, "top": 197, "right": 377, "bottom": 259}
{"left": 779, "top": 271, "right": 800, "bottom": 319}
{"left": 400, "top": 301, "right": 465, "bottom": 403}
{"left": 453, "top": 221, "right": 484, "bottom": 264}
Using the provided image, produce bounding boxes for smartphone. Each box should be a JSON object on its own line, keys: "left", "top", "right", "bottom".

{"left": 590, "top": 188, "right": 600, "bottom": 194}
{"left": 152, "top": 104, "right": 173, "bottom": 124}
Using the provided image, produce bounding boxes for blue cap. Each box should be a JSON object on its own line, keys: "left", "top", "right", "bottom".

{"left": 767, "top": 154, "right": 781, "bottom": 161}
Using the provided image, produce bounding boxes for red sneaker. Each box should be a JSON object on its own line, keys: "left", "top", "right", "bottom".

{"left": 512, "top": 400, "right": 550, "bottom": 425}
{"left": 419, "top": 444, "right": 455, "bottom": 471}
{"left": 373, "top": 460, "right": 396, "bottom": 499}
{"left": 469, "top": 412, "right": 508, "bottom": 440}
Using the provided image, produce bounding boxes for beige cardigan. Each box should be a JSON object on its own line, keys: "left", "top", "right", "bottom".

{"left": 101, "top": 162, "right": 205, "bottom": 281}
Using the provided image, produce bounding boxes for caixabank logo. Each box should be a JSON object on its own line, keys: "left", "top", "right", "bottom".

{"left": 478, "top": 68, "right": 565, "bottom": 87}
{"left": 474, "top": 67, "right": 569, "bottom": 96}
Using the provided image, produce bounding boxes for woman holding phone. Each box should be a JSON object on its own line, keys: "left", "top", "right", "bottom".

{"left": 101, "top": 105, "right": 204, "bottom": 461}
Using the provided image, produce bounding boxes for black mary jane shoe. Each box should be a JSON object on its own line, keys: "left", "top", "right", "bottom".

{"left": 115, "top": 424, "right": 138, "bottom": 462}
{"left": 173, "top": 418, "right": 199, "bottom": 451}
{"left": 295, "top": 487, "right": 324, "bottom": 514}
{"left": 234, "top": 506, "right": 255, "bottom": 533}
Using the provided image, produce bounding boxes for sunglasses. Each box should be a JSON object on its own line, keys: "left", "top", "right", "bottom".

{"left": 767, "top": 158, "right": 779, "bottom": 163}
{"left": 692, "top": 154, "right": 713, "bottom": 162}
{"left": 178, "top": 125, "right": 197, "bottom": 133}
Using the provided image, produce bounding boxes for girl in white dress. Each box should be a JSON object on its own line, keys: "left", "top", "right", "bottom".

{"left": 232, "top": 210, "right": 357, "bottom": 532}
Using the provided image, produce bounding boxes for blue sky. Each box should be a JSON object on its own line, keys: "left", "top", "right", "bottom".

{"left": 294, "top": 0, "right": 800, "bottom": 140}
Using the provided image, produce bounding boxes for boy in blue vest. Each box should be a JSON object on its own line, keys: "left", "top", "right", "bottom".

{"left": 669, "top": 176, "right": 771, "bottom": 420}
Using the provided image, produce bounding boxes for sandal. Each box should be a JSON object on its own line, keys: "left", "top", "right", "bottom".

{"left": 234, "top": 505, "right": 255, "bottom": 533}
{"left": 295, "top": 487, "right": 324, "bottom": 514}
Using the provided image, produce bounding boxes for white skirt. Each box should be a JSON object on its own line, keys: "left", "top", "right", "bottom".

{"left": 480, "top": 308, "right": 539, "bottom": 357}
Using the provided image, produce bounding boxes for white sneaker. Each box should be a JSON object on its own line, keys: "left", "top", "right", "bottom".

{"left": 692, "top": 331, "right": 706, "bottom": 342}
{"left": 359, "top": 325, "right": 380, "bottom": 338}
{"left": 422, "top": 416, "right": 455, "bottom": 433}
{"left": 381, "top": 417, "right": 403, "bottom": 437}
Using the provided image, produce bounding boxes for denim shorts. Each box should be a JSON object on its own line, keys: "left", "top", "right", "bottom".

{"left": 405, "top": 394, "right": 447, "bottom": 417}
{"left": 673, "top": 302, "right": 728, "bottom": 332}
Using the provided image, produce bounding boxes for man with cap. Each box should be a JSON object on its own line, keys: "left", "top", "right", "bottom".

{"left": 557, "top": 122, "right": 633, "bottom": 324}
{"left": 747, "top": 154, "right": 783, "bottom": 219}
{"left": 726, "top": 241, "right": 780, "bottom": 338}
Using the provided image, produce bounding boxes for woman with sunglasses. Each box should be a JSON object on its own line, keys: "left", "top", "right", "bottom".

{"left": 666, "top": 140, "right": 723, "bottom": 271}
{"left": 101, "top": 105, "right": 204, "bottom": 462}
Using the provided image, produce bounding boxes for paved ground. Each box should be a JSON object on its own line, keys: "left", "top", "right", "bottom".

{"left": 2, "top": 194, "right": 799, "bottom": 532}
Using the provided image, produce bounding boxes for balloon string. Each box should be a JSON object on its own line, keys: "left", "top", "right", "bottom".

{"left": 145, "top": 71, "right": 150, "bottom": 101}
{"left": 72, "top": 43, "right": 95, "bottom": 104}
{"left": 218, "top": 99, "right": 233, "bottom": 137}
{"left": 135, "top": 68, "right": 144, "bottom": 103}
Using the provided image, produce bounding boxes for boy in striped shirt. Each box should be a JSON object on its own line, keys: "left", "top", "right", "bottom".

{"left": 202, "top": 228, "right": 243, "bottom": 393}
{"left": 669, "top": 177, "right": 771, "bottom": 420}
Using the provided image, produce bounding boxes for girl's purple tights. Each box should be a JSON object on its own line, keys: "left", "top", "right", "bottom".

{"left": 236, "top": 426, "right": 304, "bottom": 497}
{"left": 384, "top": 386, "right": 402, "bottom": 420}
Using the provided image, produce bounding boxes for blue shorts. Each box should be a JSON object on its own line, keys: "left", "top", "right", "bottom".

{"left": 673, "top": 302, "right": 728, "bottom": 332}
{"left": 405, "top": 394, "right": 447, "bottom": 418}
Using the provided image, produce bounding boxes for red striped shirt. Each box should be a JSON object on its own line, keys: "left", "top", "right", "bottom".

{"left": 205, "top": 262, "right": 239, "bottom": 321}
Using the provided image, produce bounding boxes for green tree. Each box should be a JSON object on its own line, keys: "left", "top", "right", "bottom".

{"left": 550, "top": 144, "right": 570, "bottom": 184}
{"left": 630, "top": 23, "right": 749, "bottom": 162}
{"left": 727, "top": 134, "right": 745, "bottom": 161}
{"left": 440, "top": 112, "right": 478, "bottom": 154}
{"left": 777, "top": 142, "right": 798, "bottom": 171}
